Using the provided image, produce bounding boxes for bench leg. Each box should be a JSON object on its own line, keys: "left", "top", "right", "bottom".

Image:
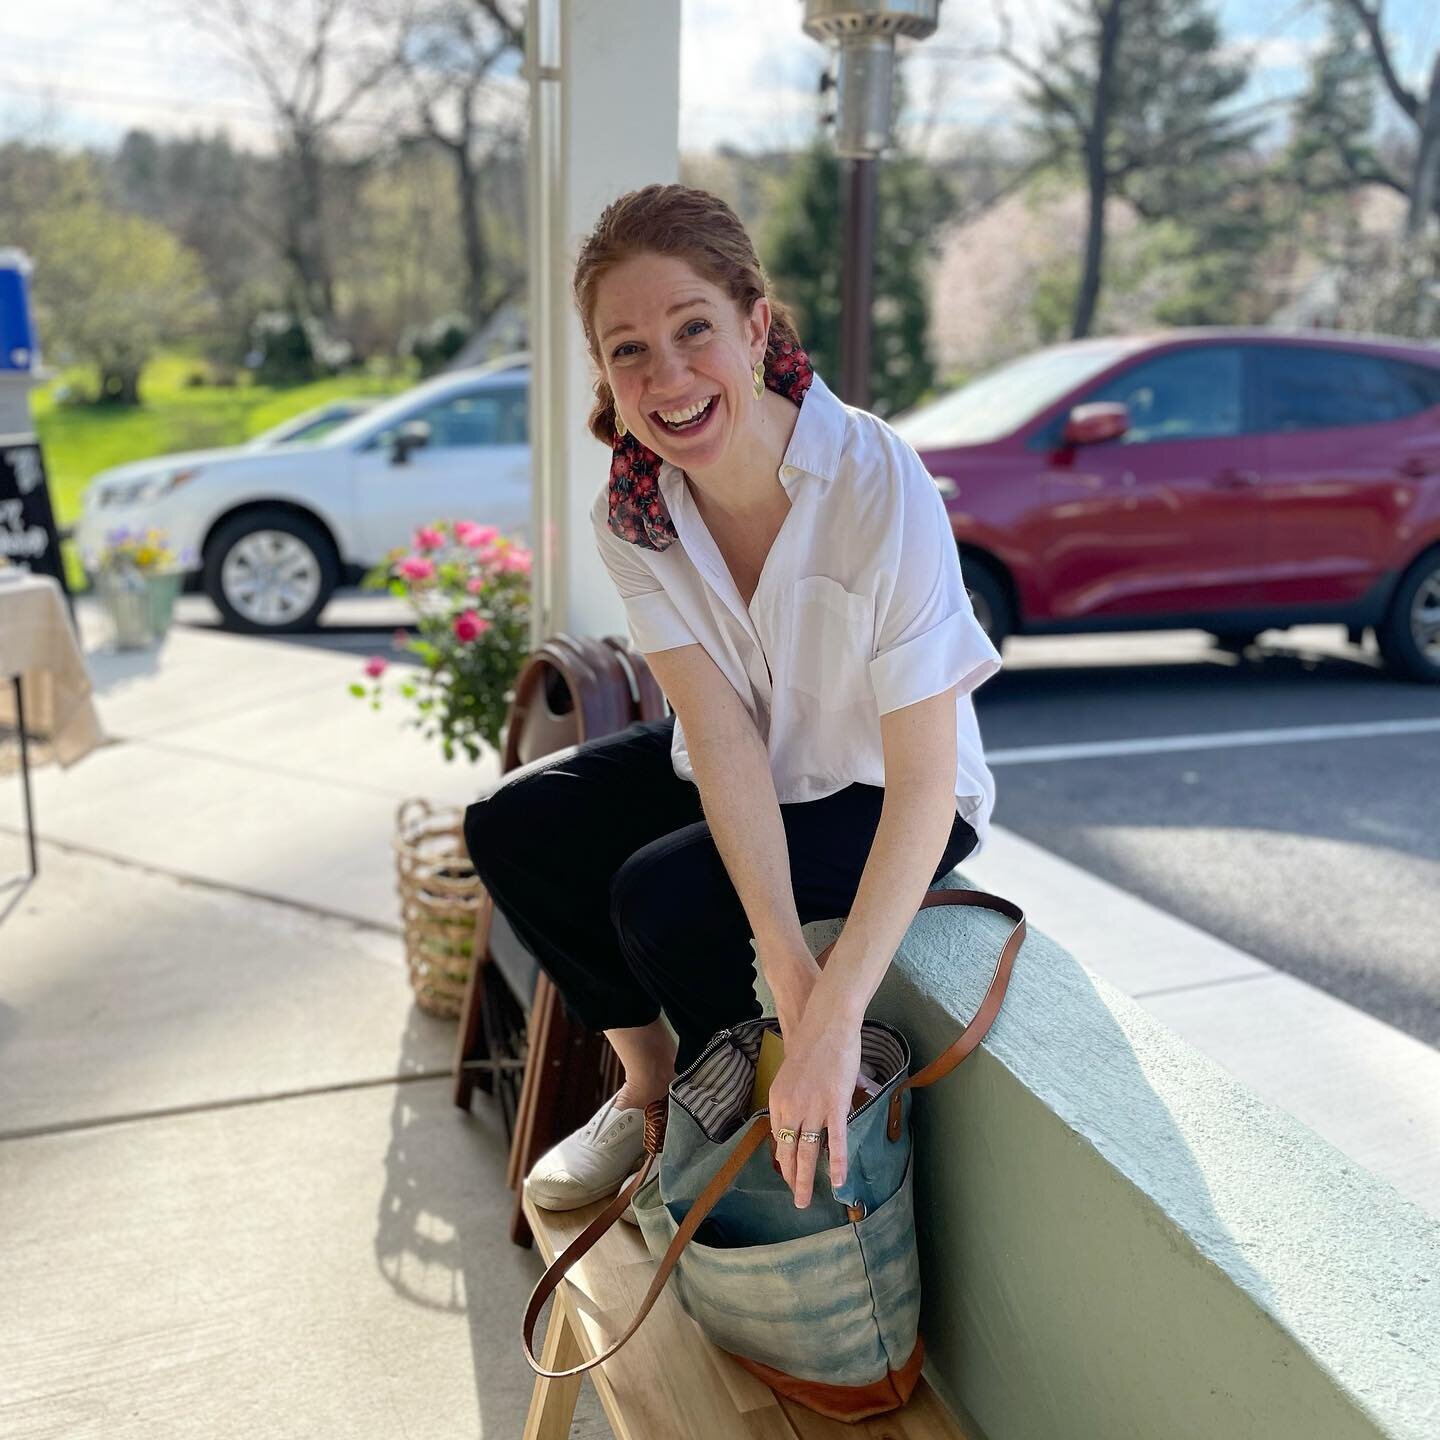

{"left": 522, "top": 1289, "right": 584, "bottom": 1440}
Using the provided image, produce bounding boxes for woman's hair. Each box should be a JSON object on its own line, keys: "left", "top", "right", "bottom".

{"left": 572, "top": 183, "right": 804, "bottom": 447}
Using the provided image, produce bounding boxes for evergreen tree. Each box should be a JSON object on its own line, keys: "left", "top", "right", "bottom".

{"left": 761, "top": 138, "right": 956, "bottom": 418}
{"left": 1286, "top": 0, "right": 1396, "bottom": 200}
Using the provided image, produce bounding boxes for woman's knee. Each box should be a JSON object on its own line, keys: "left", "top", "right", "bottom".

{"left": 463, "top": 770, "right": 549, "bottom": 879}
{"left": 608, "top": 823, "right": 726, "bottom": 958}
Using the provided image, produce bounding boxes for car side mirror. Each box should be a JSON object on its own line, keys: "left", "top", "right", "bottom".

{"left": 390, "top": 420, "right": 431, "bottom": 464}
{"left": 1062, "top": 402, "right": 1128, "bottom": 447}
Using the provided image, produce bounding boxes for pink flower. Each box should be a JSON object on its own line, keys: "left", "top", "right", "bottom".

{"left": 459, "top": 523, "right": 501, "bottom": 550}
{"left": 465, "top": 576, "right": 485, "bottom": 594}
{"left": 391, "top": 627, "right": 410, "bottom": 651}
{"left": 453, "top": 609, "right": 492, "bottom": 643}
{"left": 397, "top": 555, "right": 435, "bottom": 582}
{"left": 497, "top": 549, "right": 532, "bottom": 576}
{"left": 414, "top": 526, "right": 445, "bottom": 552}
{"left": 363, "top": 656, "right": 388, "bottom": 679}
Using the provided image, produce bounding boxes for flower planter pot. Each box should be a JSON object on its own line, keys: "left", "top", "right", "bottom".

{"left": 393, "top": 797, "right": 484, "bottom": 1017}
{"left": 96, "top": 568, "right": 155, "bottom": 649}
{"left": 146, "top": 571, "right": 183, "bottom": 639}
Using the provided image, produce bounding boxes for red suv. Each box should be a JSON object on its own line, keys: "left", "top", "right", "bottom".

{"left": 892, "top": 329, "right": 1440, "bottom": 683}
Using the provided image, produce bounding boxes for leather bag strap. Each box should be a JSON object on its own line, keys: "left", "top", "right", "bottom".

{"left": 522, "top": 884, "right": 1025, "bottom": 1378}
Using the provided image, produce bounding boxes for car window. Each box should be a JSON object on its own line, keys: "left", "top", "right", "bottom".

{"left": 1083, "top": 347, "right": 1244, "bottom": 444}
{"left": 373, "top": 390, "right": 507, "bottom": 450}
{"left": 892, "top": 339, "right": 1139, "bottom": 447}
{"left": 1259, "top": 347, "right": 1432, "bottom": 431}
{"left": 1381, "top": 359, "right": 1440, "bottom": 416}
{"left": 496, "top": 388, "right": 528, "bottom": 445}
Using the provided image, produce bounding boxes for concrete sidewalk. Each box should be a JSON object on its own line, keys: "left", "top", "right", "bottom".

{"left": 0, "top": 595, "right": 615, "bottom": 1439}
{"left": 2, "top": 595, "right": 1436, "bottom": 1435}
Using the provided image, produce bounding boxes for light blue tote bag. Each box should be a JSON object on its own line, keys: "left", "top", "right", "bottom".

{"left": 522, "top": 886, "right": 1025, "bottom": 1422}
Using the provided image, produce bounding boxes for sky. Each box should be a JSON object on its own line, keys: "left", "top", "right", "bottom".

{"left": 0, "top": 0, "right": 1437, "bottom": 159}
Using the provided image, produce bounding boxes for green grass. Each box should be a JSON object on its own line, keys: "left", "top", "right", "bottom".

{"left": 31, "top": 351, "right": 419, "bottom": 591}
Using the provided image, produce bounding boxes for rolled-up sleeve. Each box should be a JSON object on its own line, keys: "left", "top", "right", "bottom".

{"left": 868, "top": 447, "right": 1003, "bottom": 715}
{"left": 592, "top": 492, "right": 698, "bottom": 653}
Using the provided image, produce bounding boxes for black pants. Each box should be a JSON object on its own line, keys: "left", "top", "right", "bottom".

{"left": 462, "top": 714, "right": 979, "bottom": 1074}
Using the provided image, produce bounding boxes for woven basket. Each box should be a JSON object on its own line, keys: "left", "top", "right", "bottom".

{"left": 393, "top": 797, "right": 484, "bottom": 1018}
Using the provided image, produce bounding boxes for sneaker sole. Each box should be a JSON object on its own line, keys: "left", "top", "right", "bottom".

{"left": 524, "top": 1177, "right": 629, "bottom": 1212}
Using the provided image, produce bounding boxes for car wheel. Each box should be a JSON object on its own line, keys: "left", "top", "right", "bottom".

{"left": 1375, "top": 546, "right": 1440, "bottom": 683}
{"left": 962, "top": 558, "right": 1011, "bottom": 650}
{"left": 202, "top": 508, "right": 339, "bottom": 633}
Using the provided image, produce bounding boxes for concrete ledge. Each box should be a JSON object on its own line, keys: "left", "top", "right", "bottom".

{"left": 782, "top": 871, "right": 1440, "bottom": 1440}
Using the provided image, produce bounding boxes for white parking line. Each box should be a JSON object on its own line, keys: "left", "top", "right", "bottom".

{"left": 986, "top": 716, "right": 1440, "bottom": 766}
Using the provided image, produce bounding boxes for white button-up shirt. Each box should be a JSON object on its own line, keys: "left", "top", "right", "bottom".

{"left": 590, "top": 368, "right": 1004, "bottom": 851}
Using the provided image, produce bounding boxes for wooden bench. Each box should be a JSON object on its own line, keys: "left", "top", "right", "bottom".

{"left": 520, "top": 1185, "right": 974, "bottom": 1440}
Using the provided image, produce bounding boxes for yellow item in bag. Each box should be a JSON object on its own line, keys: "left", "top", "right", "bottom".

{"left": 750, "top": 1026, "right": 786, "bottom": 1113}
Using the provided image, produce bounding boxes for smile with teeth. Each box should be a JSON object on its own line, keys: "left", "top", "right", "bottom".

{"left": 655, "top": 395, "right": 718, "bottom": 432}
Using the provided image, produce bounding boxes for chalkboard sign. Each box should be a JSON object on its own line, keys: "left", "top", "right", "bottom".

{"left": 0, "top": 434, "right": 69, "bottom": 597}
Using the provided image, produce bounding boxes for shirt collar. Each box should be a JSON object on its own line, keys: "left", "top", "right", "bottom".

{"left": 657, "top": 366, "right": 846, "bottom": 505}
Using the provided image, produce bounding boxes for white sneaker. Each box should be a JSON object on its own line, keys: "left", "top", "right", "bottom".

{"left": 525, "top": 1091, "right": 648, "bottom": 1211}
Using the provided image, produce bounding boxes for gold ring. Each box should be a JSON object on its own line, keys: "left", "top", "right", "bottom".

{"left": 799, "top": 1129, "right": 823, "bottom": 1144}
{"left": 775, "top": 1128, "right": 797, "bottom": 1144}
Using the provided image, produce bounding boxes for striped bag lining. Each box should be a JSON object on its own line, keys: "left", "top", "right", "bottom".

{"left": 674, "top": 1020, "right": 909, "bottom": 1141}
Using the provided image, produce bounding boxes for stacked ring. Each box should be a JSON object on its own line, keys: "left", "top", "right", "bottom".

{"left": 800, "top": 1129, "right": 823, "bottom": 1144}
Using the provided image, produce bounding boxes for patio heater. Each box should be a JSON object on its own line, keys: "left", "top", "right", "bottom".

{"left": 800, "top": 1, "right": 942, "bottom": 409}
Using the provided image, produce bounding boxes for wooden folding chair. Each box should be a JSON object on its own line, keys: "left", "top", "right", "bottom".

{"left": 452, "top": 633, "right": 668, "bottom": 1248}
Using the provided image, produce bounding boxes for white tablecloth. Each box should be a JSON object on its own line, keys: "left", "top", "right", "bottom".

{"left": 0, "top": 570, "right": 106, "bottom": 767}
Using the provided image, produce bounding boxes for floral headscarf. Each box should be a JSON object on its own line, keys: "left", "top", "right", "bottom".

{"left": 606, "top": 336, "right": 816, "bottom": 552}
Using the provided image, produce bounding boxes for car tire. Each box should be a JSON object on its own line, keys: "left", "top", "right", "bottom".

{"left": 1375, "top": 545, "right": 1440, "bottom": 684}
{"left": 202, "top": 508, "right": 339, "bottom": 634}
{"left": 962, "top": 557, "right": 1012, "bottom": 650}
{"left": 1209, "top": 631, "right": 1260, "bottom": 653}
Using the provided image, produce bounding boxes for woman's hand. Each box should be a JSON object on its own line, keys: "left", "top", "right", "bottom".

{"left": 767, "top": 1004, "right": 863, "bottom": 1209}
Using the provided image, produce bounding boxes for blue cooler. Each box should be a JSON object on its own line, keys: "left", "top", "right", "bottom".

{"left": 0, "top": 249, "right": 38, "bottom": 373}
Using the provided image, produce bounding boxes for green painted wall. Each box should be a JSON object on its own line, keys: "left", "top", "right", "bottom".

{"left": 776, "top": 870, "right": 1440, "bottom": 1440}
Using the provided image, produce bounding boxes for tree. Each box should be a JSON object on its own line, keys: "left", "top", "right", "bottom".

{"left": 109, "top": 128, "right": 277, "bottom": 370}
{"left": 997, "top": 0, "right": 1260, "bottom": 337}
{"left": 762, "top": 138, "right": 957, "bottom": 418}
{"left": 28, "top": 201, "right": 212, "bottom": 404}
{"left": 1287, "top": 1, "right": 1394, "bottom": 201}
{"left": 389, "top": 0, "right": 528, "bottom": 328}
{"left": 1340, "top": 0, "right": 1440, "bottom": 235}
{"left": 181, "top": 0, "right": 402, "bottom": 332}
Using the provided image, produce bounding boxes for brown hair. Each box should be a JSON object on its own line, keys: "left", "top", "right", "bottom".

{"left": 572, "top": 183, "right": 804, "bottom": 447}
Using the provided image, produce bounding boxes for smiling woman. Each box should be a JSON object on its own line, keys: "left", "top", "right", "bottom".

{"left": 465, "top": 183, "right": 1002, "bottom": 1247}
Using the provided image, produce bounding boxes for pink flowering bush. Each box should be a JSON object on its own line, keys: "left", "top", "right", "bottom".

{"left": 350, "top": 519, "right": 532, "bottom": 761}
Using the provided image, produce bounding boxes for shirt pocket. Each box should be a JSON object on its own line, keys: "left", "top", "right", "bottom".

{"left": 786, "top": 574, "right": 874, "bottom": 712}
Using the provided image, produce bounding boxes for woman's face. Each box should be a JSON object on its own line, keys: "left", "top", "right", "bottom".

{"left": 594, "top": 252, "right": 768, "bottom": 474}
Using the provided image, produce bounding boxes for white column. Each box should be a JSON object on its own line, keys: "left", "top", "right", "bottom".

{"left": 525, "top": 0, "right": 682, "bottom": 650}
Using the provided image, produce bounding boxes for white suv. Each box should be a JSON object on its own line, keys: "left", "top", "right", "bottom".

{"left": 75, "top": 354, "right": 532, "bottom": 633}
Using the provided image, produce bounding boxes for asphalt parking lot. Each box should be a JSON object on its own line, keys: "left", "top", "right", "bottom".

{"left": 979, "top": 624, "right": 1440, "bottom": 1050}
{"left": 174, "top": 592, "right": 1440, "bottom": 1052}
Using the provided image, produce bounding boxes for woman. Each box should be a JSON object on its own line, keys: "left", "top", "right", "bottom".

{"left": 463, "top": 183, "right": 1002, "bottom": 1220}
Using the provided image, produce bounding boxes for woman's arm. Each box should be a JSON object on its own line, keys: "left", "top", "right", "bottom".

{"left": 804, "top": 684, "right": 960, "bottom": 1030}
{"left": 643, "top": 643, "right": 821, "bottom": 1013}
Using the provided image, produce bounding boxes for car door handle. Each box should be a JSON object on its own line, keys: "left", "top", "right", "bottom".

{"left": 1212, "top": 468, "right": 1260, "bottom": 489}
{"left": 1399, "top": 455, "right": 1434, "bottom": 478}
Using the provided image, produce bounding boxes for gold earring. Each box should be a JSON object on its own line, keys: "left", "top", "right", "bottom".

{"left": 614, "top": 406, "right": 627, "bottom": 440}
{"left": 753, "top": 359, "right": 764, "bottom": 398}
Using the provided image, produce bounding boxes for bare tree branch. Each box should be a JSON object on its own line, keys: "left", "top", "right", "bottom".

{"left": 1340, "top": 0, "right": 1421, "bottom": 123}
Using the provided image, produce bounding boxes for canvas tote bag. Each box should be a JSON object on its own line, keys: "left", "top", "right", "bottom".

{"left": 522, "top": 884, "right": 1025, "bottom": 1422}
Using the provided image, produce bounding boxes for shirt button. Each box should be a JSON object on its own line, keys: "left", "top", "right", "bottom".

{"left": 780, "top": 465, "right": 797, "bottom": 480}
